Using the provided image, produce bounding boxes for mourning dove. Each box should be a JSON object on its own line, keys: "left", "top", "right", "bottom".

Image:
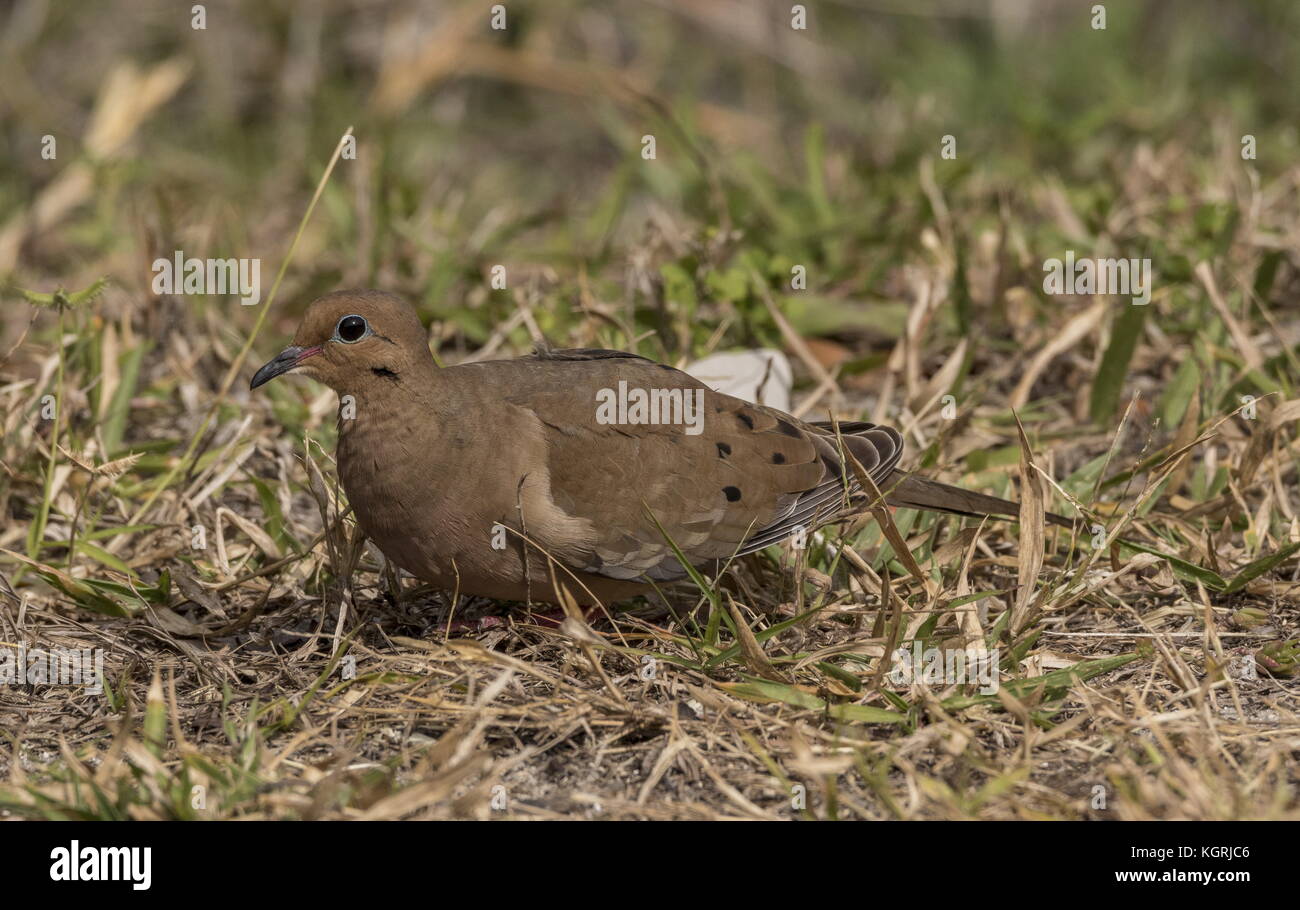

{"left": 252, "top": 290, "right": 1069, "bottom": 605}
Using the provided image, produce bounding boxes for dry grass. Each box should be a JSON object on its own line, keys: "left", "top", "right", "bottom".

{"left": 1, "top": 0, "right": 1298, "bottom": 820}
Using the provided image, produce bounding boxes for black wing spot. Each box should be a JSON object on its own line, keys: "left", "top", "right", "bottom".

{"left": 772, "top": 452, "right": 786, "bottom": 464}
{"left": 776, "top": 418, "right": 802, "bottom": 438}
{"left": 737, "top": 413, "right": 754, "bottom": 430}
{"left": 716, "top": 442, "right": 731, "bottom": 458}
{"left": 722, "top": 486, "right": 742, "bottom": 502}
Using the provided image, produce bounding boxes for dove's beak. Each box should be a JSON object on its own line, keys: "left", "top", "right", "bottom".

{"left": 251, "top": 345, "right": 322, "bottom": 389}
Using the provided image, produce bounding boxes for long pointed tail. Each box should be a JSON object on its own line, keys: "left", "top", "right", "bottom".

{"left": 884, "top": 471, "right": 1076, "bottom": 529}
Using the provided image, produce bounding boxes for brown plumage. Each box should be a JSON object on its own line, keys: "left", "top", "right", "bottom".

{"left": 252, "top": 290, "right": 1070, "bottom": 605}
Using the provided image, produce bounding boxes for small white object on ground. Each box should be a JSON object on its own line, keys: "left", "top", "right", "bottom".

{"left": 683, "top": 349, "right": 793, "bottom": 411}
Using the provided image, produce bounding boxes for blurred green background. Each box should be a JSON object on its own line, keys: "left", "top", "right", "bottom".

{"left": 1, "top": 0, "right": 1296, "bottom": 409}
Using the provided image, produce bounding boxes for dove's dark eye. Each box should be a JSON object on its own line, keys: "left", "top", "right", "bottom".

{"left": 336, "top": 315, "right": 368, "bottom": 343}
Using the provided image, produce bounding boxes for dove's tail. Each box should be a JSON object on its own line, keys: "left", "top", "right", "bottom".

{"left": 884, "top": 471, "right": 1076, "bottom": 529}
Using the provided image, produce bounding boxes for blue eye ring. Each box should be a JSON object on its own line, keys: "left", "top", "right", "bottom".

{"left": 334, "top": 314, "right": 370, "bottom": 343}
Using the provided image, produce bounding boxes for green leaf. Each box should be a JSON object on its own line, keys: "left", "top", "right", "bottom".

{"left": 1224, "top": 541, "right": 1300, "bottom": 594}
{"left": 1159, "top": 357, "right": 1200, "bottom": 428}
{"left": 102, "top": 343, "right": 148, "bottom": 454}
{"left": 1118, "top": 540, "right": 1226, "bottom": 590}
{"left": 1010, "top": 653, "right": 1140, "bottom": 695}
{"left": 803, "top": 123, "right": 833, "bottom": 227}
{"left": 817, "top": 661, "right": 863, "bottom": 692}
{"left": 81, "top": 524, "right": 158, "bottom": 541}
{"left": 37, "top": 571, "right": 133, "bottom": 617}
{"left": 828, "top": 703, "right": 906, "bottom": 724}
{"left": 942, "top": 653, "right": 1139, "bottom": 711}
{"left": 1090, "top": 302, "right": 1147, "bottom": 422}
{"left": 73, "top": 541, "right": 136, "bottom": 577}
{"left": 1253, "top": 250, "right": 1282, "bottom": 301}
{"left": 722, "top": 680, "right": 904, "bottom": 724}
{"left": 250, "top": 476, "right": 295, "bottom": 553}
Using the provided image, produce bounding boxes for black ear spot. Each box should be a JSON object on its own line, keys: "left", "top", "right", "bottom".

{"left": 737, "top": 413, "right": 754, "bottom": 430}
{"left": 772, "top": 452, "right": 786, "bottom": 464}
{"left": 716, "top": 442, "right": 731, "bottom": 458}
{"left": 722, "top": 486, "right": 741, "bottom": 502}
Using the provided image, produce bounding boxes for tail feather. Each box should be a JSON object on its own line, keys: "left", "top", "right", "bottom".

{"left": 884, "top": 471, "right": 1075, "bottom": 529}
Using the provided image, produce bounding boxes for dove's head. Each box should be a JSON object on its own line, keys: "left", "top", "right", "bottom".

{"left": 251, "top": 290, "right": 434, "bottom": 393}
